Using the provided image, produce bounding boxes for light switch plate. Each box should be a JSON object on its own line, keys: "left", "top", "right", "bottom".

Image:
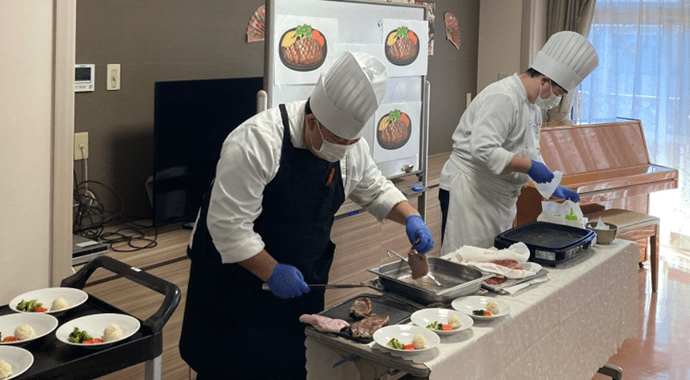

{"left": 107, "top": 64, "right": 121, "bottom": 90}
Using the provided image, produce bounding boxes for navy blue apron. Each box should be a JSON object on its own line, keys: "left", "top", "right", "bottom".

{"left": 180, "top": 104, "right": 345, "bottom": 379}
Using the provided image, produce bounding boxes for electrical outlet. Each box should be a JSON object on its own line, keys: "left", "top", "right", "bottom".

{"left": 74, "top": 132, "right": 89, "bottom": 160}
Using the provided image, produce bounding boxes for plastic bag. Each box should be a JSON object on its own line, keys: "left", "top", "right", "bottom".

{"left": 534, "top": 170, "right": 563, "bottom": 199}
{"left": 537, "top": 200, "right": 588, "bottom": 229}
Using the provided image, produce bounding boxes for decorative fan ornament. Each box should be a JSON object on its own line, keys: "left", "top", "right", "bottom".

{"left": 246, "top": 4, "right": 265, "bottom": 43}
{"left": 444, "top": 12, "right": 461, "bottom": 50}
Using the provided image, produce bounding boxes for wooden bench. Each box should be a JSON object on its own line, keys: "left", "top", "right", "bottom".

{"left": 585, "top": 208, "right": 660, "bottom": 292}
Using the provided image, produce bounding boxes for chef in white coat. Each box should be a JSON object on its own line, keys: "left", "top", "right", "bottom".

{"left": 438, "top": 31, "right": 599, "bottom": 254}
{"left": 180, "top": 51, "right": 433, "bottom": 380}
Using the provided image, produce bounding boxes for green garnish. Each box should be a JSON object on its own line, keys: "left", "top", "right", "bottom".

{"left": 68, "top": 327, "right": 93, "bottom": 343}
{"left": 295, "top": 25, "right": 313, "bottom": 40}
{"left": 426, "top": 321, "right": 441, "bottom": 330}
{"left": 396, "top": 27, "right": 409, "bottom": 39}
{"left": 388, "top": 109, "right": 401, "bottom": 122}
{"left": 565, "top": 207, "right": 578, "bottom": 221}
{"left": 387, "top": 338, "right": 404, "bottom": 349}
{"left": 16, "top": 299, "right": 42, "bottom": 312}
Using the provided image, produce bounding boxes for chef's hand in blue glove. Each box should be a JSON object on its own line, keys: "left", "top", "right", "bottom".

{"left": 267, "top": 263, "right": 310, "bottom": 299}
{"left": 405, "top": 215, "right": 434, "bottom": 254}
{"left": 552, "top": 185, "right": 580, "bottom": 202}
{"left": 527, "top": 160, "right": 555, "bottom": 184}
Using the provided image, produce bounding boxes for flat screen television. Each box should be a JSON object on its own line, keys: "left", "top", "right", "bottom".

{"left": 152, "top": 77, "right": 264, "bottom": 227}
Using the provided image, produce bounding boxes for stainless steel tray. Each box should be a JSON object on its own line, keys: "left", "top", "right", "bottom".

{"left": 367, "top": 257, "right": 494, "bottom": 305}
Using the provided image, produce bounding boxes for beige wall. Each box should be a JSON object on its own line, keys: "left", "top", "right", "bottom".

{"left": 0, "top": 1, "right": 75, "bottom": 303}
{"left": 477, "top": 0, "right": 546, "bottom": 92}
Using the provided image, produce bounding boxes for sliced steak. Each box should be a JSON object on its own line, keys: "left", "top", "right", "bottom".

{"left": 380, "top": 119, "right": 409, "bottom": 145}
{"left": 389, "top": 37, "right": 416, "bottom": 61}
{"left": 350, "top": 314, "right": 390, "bottom": 339}
{"left": 407, "top": 248, "right": 429, "bottom": 279}
{"left": 349, "top": 297, "right": 372, "bottom": 318}
{"left": 284, "top": 38, "right": 323, "bottom": 66}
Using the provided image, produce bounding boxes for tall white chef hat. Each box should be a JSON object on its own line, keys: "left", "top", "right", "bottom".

{"left": 530, "top": 31, "right": 599, "bottom": 92}
{"left": 310, "top": 51, "right": 388, "bottom": 140}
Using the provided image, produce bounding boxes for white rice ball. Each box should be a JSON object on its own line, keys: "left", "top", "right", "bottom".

{"left": 412, "top": 333, "right": 427, "bottom": 349}
{"left": 448, "top": 314, "right": 462, "bottom": 329}
{"left": 14, "top": 324, "right": 36, "bottom": 341}
{"left": 51, "top": 297, "right": 69, "bottom": 311}
{"left": 0, "top": 360, "right": 12, "bottom": 379}
{"left": 486, "top": 301, "right": 499, "bottom": 315}
{"left": 103, "top": 323, "right": 123, "bottom": 341}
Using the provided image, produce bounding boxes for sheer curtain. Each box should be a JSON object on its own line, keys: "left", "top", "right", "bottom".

{"left": 578, "top": 0, "right": 690, "bottom": 248}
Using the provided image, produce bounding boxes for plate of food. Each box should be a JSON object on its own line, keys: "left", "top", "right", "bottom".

{"left": 279, "top": 24, "right": 327, "bottom": 71}
{"left": 452, "top": 296, "right": 511, "bottom": 320}
{"left": 384, "top": 26, "right": 420, "bottom": 66}
{"left": 0, "top": 345, "right": 33, "bottom": 380}
{"left": 377, "top": 110, "right": 412, "bottom": 150}
{"left": 55, "top": 313, "right": 140, "bottom": 347}
{"left": 0, "top": 313, "right": 58, "bottom": 345}
{"left": 410, "top": 308, "right": 474, "bottom": 335}
{"left": 372, "top": 325, "right": 439, "bottom": 354}
{"left": 9, "top": 287, "right": 88, "bottom": 314}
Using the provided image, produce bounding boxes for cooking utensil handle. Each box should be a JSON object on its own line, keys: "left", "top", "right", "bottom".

{"left": 387, "top": 249, "right": 408, "bottom": 262}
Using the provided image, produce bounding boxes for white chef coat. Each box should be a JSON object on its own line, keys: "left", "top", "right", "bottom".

{"left": 439, "top": 74, "right": 544, "bottom": 253}
{"left": 191, "top": 100, "right": 407, "bottom": 264}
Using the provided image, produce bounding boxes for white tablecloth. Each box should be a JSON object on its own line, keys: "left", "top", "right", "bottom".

{"left": 306, "top": 239, "right": 639, "bottom": 380}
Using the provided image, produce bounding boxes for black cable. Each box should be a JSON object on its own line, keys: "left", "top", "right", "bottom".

{"left": 73, "top": 176, "right": 160, "bottom": 253}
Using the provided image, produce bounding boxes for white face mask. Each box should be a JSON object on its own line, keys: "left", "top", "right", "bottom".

{"left": 309, "top": 123, "right": 351, "bottom": 163}
{"left": 535, "top": 81, "right": 562, "bottom": 110}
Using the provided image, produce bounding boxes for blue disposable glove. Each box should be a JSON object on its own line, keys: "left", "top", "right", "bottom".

{"left": 266, "top": 263, "right": 310, "bottom": 299}
{"left": 405, "top": 215, "right": 434, "bottom": 254}
{"left": 552, "top": 185, "right": 580, "bottom": 202}
{"left": 527, "top": 160, "right": 555, "bottom": 184}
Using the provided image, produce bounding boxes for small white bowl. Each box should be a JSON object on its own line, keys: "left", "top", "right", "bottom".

{"left": 0, "top": 345, "right": 34, "bottom": 379}
{"left": 9, "top": 287, "right": 88, "bottom": 315}
{"left": 0, "top": 313, "right": 59, "bottom": 346}
{"left": 411, "top": 308, "right": 474, "bottom": 335}
{"left": 372, "top": 325, "right": 440, "bottom": 353}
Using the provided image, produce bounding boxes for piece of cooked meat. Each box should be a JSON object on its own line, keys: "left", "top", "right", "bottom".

{"left": 283, "top": 38, "right": 323, "bottom": 66}
{"left": 349, "top": 297, "right": 372, "bottom": 318}
{"left": 407, "top": 248, "right": 429, "bottom": 279}
{"left": 380, "top": 119, "right": 409, "bottom": 144}
{"left": 389, "top": 37, "right": 416, "bottom": 61}
{"left": 350, "top": 314, "right": 390, "bottom": 339}
{"left": 491, "top": 259, "right": 524, "bottom": 270}
{"left": 299, "top": 314, "right": 349, "bottom": 333}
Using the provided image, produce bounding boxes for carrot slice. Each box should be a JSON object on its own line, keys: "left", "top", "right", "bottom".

{"left": 312, "top": 30, "right": 325, "bottom": 46}
{"left": 403, "top": 344, "right": 415, "bottom": 350}
{"left": 34, "top": 306, "right": 47, "bottom": 312}
{"left": 3, "top": 336, "right": 18, "bottom": 342}
{"left": 441, "top": 324, "right": 453, "bottom": 331}
{"left": 407, "top": 30, "right": 418, "bottom": 44}
{"left": 400, "top": 112, "right": 410, "bottom": 126}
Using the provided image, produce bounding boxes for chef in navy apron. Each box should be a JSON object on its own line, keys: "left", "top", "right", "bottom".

{"left": 438, "top": 31, "right": 599, "bottom": 254}
{"left": 179, "top": 52, "right": 434, "bottom": 379}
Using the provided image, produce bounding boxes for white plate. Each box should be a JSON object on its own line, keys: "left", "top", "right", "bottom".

{"left": 0, "top": 345, "right": 34, "bottom": 379}
{"left": 372, "top": 325, "right": 440, "bottom": 354}
{"left": 0, "top": 313, "right": 59, "bottom": 345}
{"left": 410, "top": 308, "right": 474, "bottom": 335}
{"left": 451, "top": 296, "right": 511, "bottom": 320}
{"left": 55, "top": 313, "right": 140, "bottom": 347}
{"left": 9, "top": 287, "right": 88, "bottom": 314}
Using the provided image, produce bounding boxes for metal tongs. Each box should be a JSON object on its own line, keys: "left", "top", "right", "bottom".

{"left": 386, "top": 249, "right": 443, "bottom": 287}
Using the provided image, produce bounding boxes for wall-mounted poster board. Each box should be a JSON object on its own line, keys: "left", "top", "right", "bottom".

{"left": 264, "top": 0, "right": 428, "bottom": 179}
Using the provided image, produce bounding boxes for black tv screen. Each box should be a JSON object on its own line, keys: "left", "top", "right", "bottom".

{"left": 152, "top": 77, "right": 264, "bottom": 226}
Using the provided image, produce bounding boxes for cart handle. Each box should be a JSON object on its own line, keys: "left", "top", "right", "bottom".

{"left": 60, "top": 255, "right": 181, "bottom": 334}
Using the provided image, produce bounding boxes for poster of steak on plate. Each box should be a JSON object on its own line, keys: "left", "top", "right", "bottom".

{"left": 377, "top": 109, "right": 411, "bottom": 150}
{"left": 279, "top": 24, "right": 327, "bottom": 71}
{"left": 384, "top": 26, "right": 420, "bottom": 66}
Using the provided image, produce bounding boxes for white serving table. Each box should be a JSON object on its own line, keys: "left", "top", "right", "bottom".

{"left": 306, "top": 239, "right": 639, "bottom": 380}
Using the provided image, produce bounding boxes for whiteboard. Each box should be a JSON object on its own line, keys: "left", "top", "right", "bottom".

{"left": 264, "top": 0, "right": 428, "bottom": 178}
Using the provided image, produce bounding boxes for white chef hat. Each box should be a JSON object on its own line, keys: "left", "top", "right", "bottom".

{"left": 530, "top": 31, "right": 599, "bottom": 92}
{"left": 310, "top": 51, "right": 388, "bottom": 140}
